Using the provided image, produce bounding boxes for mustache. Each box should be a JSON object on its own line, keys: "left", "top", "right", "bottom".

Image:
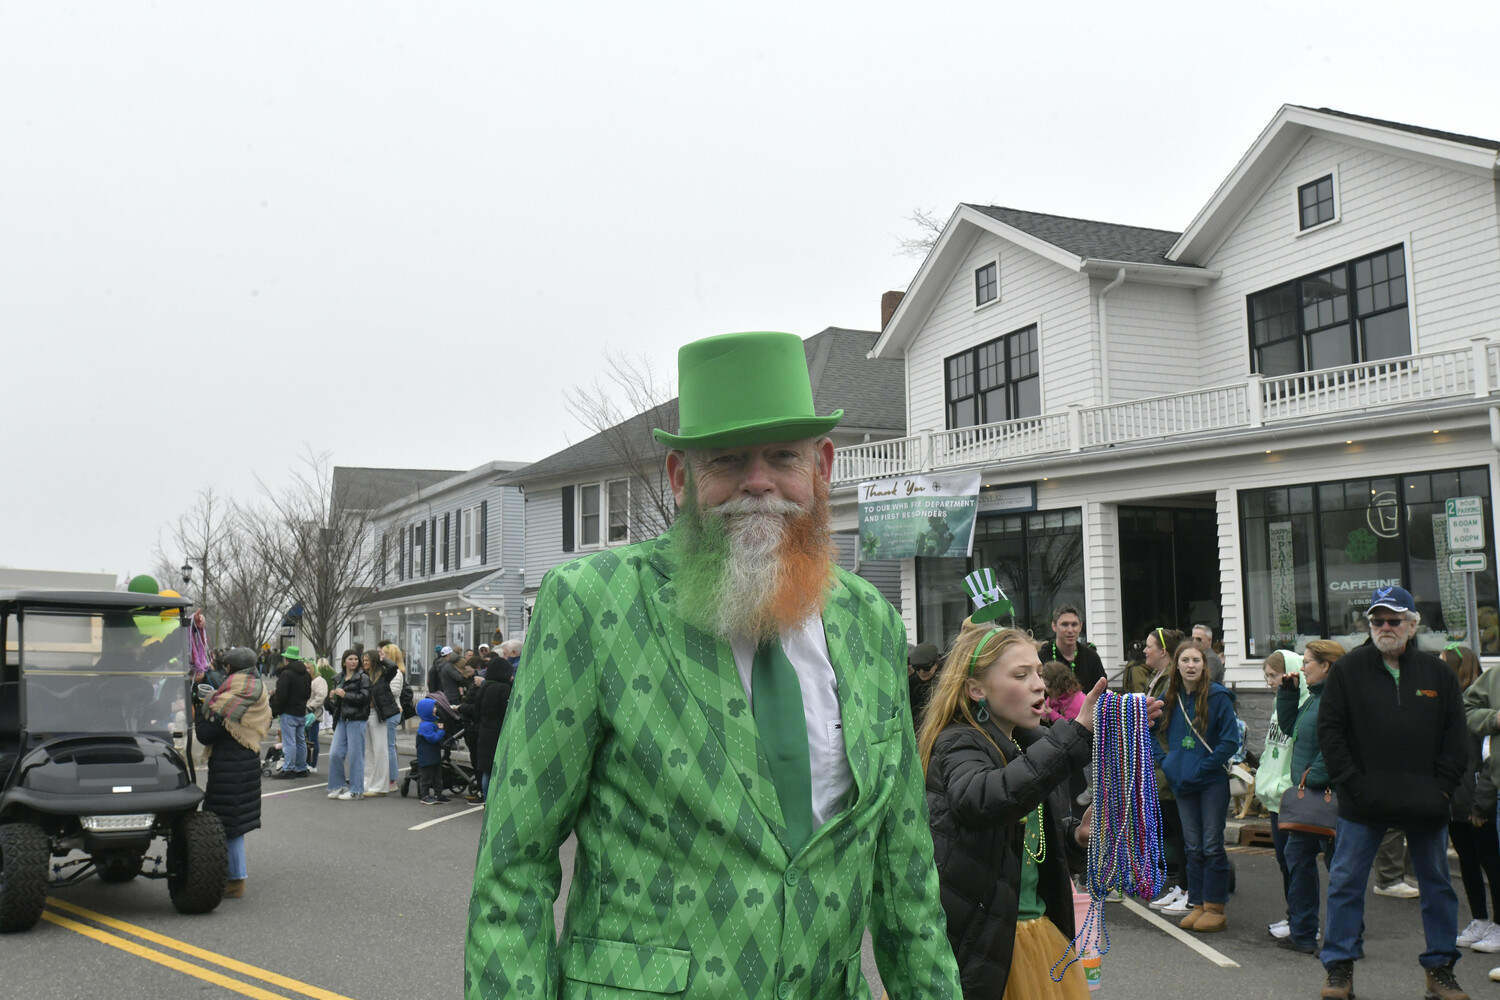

{"left": 708, "top": 495, "right": 804, "bottom": 518}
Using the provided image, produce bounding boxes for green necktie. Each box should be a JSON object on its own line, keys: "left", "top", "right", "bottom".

{"left": 752, "top": 639, "right": 814, "bottom": 852}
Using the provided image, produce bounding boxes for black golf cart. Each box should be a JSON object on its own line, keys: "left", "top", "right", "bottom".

{"left": 0, "top": 590, "right": 226, "bottom": 932}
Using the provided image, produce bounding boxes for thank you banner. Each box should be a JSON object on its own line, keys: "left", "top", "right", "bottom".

{"left": 857, "top": 472, "right": 982, "bottom": 560}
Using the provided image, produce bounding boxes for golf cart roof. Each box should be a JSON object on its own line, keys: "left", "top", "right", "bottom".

{"left": 0, "top": 590, "right": 193, "bottom": 612}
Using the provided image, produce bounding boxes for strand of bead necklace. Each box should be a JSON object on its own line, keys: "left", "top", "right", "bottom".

{"left": 1050, "top": 690, "right": 1164, "bottom": 983}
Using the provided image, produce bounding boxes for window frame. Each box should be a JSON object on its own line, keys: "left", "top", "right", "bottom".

{"left": 943, "top": 324, "right": 1041, "bottom": 430}
{"left": 459, "top": 505, "right": 483, "bottom": 569}
{"left": 974, "top": 259, "right": 999, "bottom": 309}
{"left": 1294, "top": 171, "right": 1339, "bottom": 234}
{"left": 1246, "top": 244, "right": 1410, "bottom": 377}
{"left": 575, "top": 478, "right": 631, "bottom": 549}
{"left": 411, "top": 521, "right": 426, "bottom": 578}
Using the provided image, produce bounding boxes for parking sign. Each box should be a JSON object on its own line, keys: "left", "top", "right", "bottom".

{"left": 1447, "top": 496, "right": 1486, "bottom": 551}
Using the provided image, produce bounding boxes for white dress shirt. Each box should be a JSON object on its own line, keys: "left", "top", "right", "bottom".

{"left": 730, "top": 616, "right": 853, "bottom": 831}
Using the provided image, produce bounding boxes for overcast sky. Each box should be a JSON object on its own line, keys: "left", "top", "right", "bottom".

{"left": 4, "top": 1, "right": 1499, "bottom": 579}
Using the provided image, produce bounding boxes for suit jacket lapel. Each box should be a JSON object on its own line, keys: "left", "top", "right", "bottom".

{"left": 645, "top": 543, "right": 792, "bottom": 852}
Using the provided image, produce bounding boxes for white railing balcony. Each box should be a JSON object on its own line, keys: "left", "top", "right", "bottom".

{"left": 832, "top": 341, "right": 1496, "bottom": 484}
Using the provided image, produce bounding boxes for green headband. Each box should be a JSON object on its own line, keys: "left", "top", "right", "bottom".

{"left": 969, "top": 626, "right": 1005, "bottom": 675}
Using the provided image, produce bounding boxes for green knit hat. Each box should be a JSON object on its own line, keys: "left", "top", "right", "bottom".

{"left": 652, "top": 331, "right": 842, "bottom": 449}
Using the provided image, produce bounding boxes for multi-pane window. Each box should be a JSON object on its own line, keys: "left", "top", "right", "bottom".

{"left": 975, "top": 262, "right": 998, "bottom": 306}
{"left": 460, "top": 506, "right": 481, "bottom": 566}
{"left": 411, "top": 523, "right": 426, "bottom": 577}
{"left": 1298, "top": 174, "right": 1335, "bottom": 230}
{"left": 945, "top": 325, "right": 1040, "bottom": 429}
{"left": 578, "top": 479, "right": 630, "bottom": 547}
{"left": 1248, "top": 245, "right": 1409, "bottom": 376}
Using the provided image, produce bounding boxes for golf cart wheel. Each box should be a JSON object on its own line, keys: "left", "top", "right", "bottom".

{"left": 95, "top": 851, "right": 145, "bottom": 883}
{"left": 167, "top": 813, "right": 227, "bottom": 915}
{"left": 0, "top": 822, "right": 50, "bottom": 933}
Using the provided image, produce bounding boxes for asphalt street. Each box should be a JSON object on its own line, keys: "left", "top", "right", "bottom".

{"left": 0, "top": 740, "right": 1484, "bottom": 1000}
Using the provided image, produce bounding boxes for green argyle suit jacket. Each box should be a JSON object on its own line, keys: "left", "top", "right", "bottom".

{"left": 466, "top": 530, "right": 961, "bottom": 1000}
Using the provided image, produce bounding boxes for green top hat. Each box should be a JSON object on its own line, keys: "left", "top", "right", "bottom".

{"left": 652, "top": 331, "right": 843, "bottom": 450}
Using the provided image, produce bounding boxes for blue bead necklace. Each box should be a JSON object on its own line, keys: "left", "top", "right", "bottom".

{"left": 1050, "top": 691, "right": 1165, "bottom": 983}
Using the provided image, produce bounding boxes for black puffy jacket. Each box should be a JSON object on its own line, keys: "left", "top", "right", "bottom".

{"left": 195, "top": 711, "right": 263, "bottom": 840}
{"left": 926, "top": 716, "right": 1089, "bottom": 1000}
{"left": 270, "top": 663, "right": 311, "bottom": 717}
{"left": 330, "top": 670, "right": 372, "bottom": 722}
{"left": 368, "top": 660, "right": 400, "bottom": 723}
{"left": 473, "top": 673, "right": 513, "bottom": 781}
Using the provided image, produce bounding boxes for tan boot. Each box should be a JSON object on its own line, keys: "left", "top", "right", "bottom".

{"left": 1194, "top": 902, "right": 1227, "bottom": 933}
{"left": 1178, "top": 904, "right": 1206, "bottom": 930}
{"left": 223, "top": 879, "right": 245, "bottom": 899}
{"left": 1424, "top": 962, "right": 1469, "bottom": 1000}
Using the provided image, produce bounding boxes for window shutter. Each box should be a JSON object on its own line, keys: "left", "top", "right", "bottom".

{"left": 407, "top": 525, "right": 414, "bottom": 579}
{"left": 561, "top": 487, "right": 575, "bottom": 553}
{"left": 398, "top": 527, "right": 406, "bottom": 581}
{"left": 379, "top": 532, "right": 387, "bottom": 584}
{"left": 442, "top": 514, "right": 450, "bottom": 572}
{"left": 430, "top": 517, "right": 438, "bottom": 574}
{"left": 454, "top": 507, "right": 462, "bottom": 566}
{"left": 480, "top": 500, "right": 489, "bottom": 565}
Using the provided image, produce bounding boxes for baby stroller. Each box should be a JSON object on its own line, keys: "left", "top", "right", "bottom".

{"left": 399, "top": 692, "right": 476, "bottom": 799}
{"left": 261, "top": 740, "right": 285, "bottom": 778}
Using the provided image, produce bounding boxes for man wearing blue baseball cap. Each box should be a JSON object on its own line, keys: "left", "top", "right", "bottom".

{"left": 1316, "top": 585, "right": 1471, "bottom": 1000}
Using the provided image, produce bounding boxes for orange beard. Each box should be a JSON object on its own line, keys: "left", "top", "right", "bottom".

{"left": 762, "top": 474, "right": 836, "bottom": 633}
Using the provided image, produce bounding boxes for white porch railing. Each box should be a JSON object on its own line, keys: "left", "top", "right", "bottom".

{"left": 832, "top": 342, "right": 1495, "bottom": 484}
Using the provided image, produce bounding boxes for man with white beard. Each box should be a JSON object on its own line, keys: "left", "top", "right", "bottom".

{"left": 466, "top": 331, "right": 962, "bottom": 1000}
{"left": 1316, "top": 585, "right": 1470, "bottom": 1000}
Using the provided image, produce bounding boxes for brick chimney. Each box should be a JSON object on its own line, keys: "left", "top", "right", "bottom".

{"left": 881, "top": 290, "right": 905, "bottom": 331}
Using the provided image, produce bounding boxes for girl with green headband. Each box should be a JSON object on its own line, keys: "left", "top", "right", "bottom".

{"left": 919, "top": 618, "right": 1108, "bottom": 999}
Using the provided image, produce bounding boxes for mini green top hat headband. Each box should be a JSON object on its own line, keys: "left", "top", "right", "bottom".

{"left": 963, "top": 569, "right": 1014, "bottom": 674}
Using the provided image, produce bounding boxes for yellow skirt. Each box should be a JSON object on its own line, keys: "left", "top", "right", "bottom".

{"left": 1002, "top": 916, "right": 1091, "bottom": 1000}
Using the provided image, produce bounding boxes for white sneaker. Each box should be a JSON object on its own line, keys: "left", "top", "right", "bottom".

{"left": 1269, "top": 919, "right": 1291, "bottom": 940}
{"left": 1472, "top": 924, "right": 1500, "bottom": 953}
{"left": 337, "top": 790, "right": 357, "bottom": 801}
{"left": 306, "top": 765, "right": 317, "bottom": 774}
{"left": 326, "top": 788, "right": 344, "bottom": 799}
{"left": 1459, "top": 918, "right": 1494, "bottom": 948}
{"left": 1489, "top": 966, "right": 1500, "bottom": 982}
{"left": 1160, "top": 896, "right": 1193, "bottom": 917}
{"left": 1373, "top": 881, "right": 1421, "bottom": 899}
{"left": 1149, "top": 886, "right": 1185, "bottom": 911}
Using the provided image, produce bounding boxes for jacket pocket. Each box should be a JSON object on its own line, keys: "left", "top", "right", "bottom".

{"left": 1353, "top": 769, "right": 1449, "bottom": 825}
{"left": 868, "top": 714, "right": 902, "bottom": 745}
{"left": 561, "top": 937, "right": 691, "bottom": 994}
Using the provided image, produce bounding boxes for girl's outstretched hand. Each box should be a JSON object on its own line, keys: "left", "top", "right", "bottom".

{"left": 1078, "top": 678, "right": 1108, "bottom": 732}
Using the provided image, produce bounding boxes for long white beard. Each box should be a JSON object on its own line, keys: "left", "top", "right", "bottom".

{"left": 711, "top": 495, "right": 802, "bottom": 640}
{"left": 1373, "top": 630, "right": 1408, "bottom": 655}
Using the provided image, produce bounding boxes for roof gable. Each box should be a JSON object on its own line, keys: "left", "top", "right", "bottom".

{"left": 1170, "top": 104, "right": 1500, "bottom": 265}
{"left": 333, "top": 467, "right": 464, "bottom": 511}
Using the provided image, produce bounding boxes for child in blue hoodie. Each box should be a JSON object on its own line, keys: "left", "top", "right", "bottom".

{"left": 415, "top": 697, "right": 450, "bottom": 804}
{"left": 1154, "top": 639, "right": 1239, "bottom": 934}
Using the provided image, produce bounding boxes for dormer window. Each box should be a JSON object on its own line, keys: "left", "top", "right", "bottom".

{"left": 974, "top": 261, "right": 998, "bottom": 307}
{"left": 1298, "top": 174, "right": 1337, "bottom": 231}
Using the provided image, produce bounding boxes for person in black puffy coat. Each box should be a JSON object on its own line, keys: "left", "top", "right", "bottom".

{"left": 919, "top": 620, "right": 1107, "bottom": 1000}
{"left": 472, "top": 656, "right": 514, "bottom": 801}
{"left": 195, "top": 646, "right": 271, "bottom": 900}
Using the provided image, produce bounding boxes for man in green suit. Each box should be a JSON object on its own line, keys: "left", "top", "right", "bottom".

{"left": 467, "top": 331, "right": 962, "bottom": 999}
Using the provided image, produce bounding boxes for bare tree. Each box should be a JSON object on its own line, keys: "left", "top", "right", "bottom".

{"left": 566, "top": 350, "right": 679, "bottom": 540}
{"left": 250, "top": 449, "right": 380, "bottom": 659}
{"left": 213, "top": 507, "right": 294, "bottom": 650}
{"left": 153, "top": 487, "right": 235, "bottom": 644}
{"left": 893, "top": 207, "right": 948, "bottom": 258}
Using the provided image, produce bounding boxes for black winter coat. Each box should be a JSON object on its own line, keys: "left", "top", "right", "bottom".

{"left": 195, "top": 713, "right": 263, "bottom": 840}
{"left": 1318, "top": 641, "right": 1468, "bottom": 828}
{"left": 369, "top": 661, "right": 399, "bottom": 723}
{"left": 927, "top": 716, "right": 1090, "bottom": 1000}
{"left": 270, "top": 663, "right": 311, "bottom": 717}
{"left": 330, "top": 671, "right": 372, "bottom": 722}
{"left": 473, "top": 674, "right": 513, "bottom": 781}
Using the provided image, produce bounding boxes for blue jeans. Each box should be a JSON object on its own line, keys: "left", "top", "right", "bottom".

{"left": 1175, "top": 779, "right": 1231, "bottom": 905}
{"left": 226, "top": 835, "right": 246, "bottom": 880}
{"left": 279, "top": 714, "right": 306, "bottom": 773}
{"left": 1323, "top": 817, "right": 1458, "bottom": 969}
{"left": 306, "top": 718, "right": 320, "bottom": 767}
{"left": 1283, "top": 829, "right": 1335, "bottom": 946}
{"left": 387, "top": 715, "right": 399, "bottom": 782}
{"left": 327, "top": 720, "right": 367, "bottom": 793}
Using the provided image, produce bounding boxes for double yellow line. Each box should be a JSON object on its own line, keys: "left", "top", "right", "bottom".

{"left": 41, "top": 898, "right": 361, "bottom": 1000}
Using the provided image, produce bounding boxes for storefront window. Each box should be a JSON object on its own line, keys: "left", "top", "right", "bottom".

{"left": 916, "top": 508, "right": 1084, "bottom": 651}
{"left": 1241, "top": 467, "right": 1498, "bottom": 657}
